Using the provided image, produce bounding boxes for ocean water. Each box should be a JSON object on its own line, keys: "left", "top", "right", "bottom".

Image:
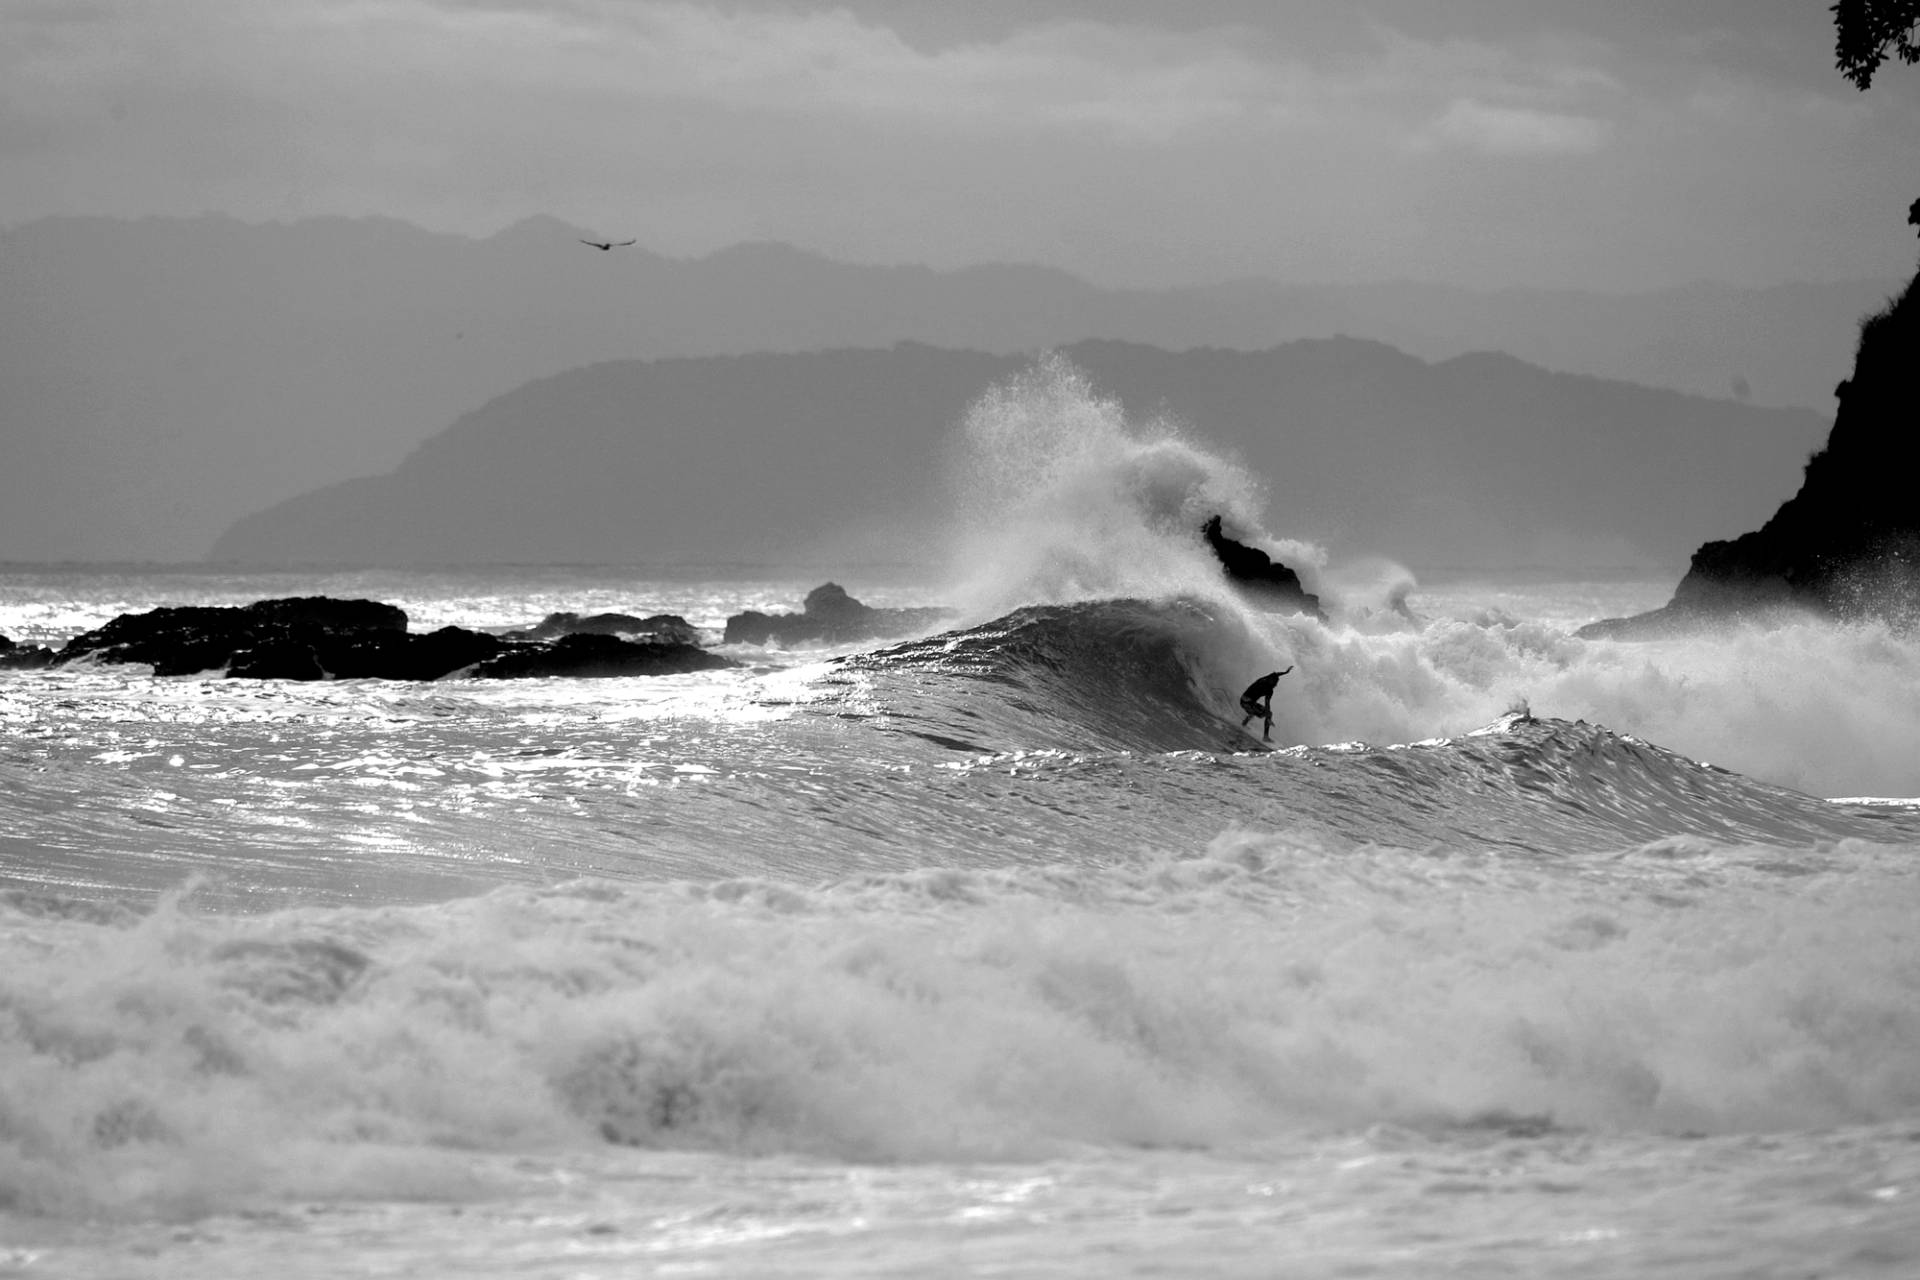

{"left": 4, "top": 364, "right": 1920, "bottom": 1277}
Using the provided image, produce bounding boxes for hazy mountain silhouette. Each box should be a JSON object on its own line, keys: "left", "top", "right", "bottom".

{"left": 210, "top": 340, "right": 1828, "bottom": 573}
{"left": 1, "top": 214, "right": 1886, "bottom": 562}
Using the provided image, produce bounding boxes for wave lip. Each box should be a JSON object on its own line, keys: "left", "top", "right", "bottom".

{"left": 845, "top": 596, "right": 1246, "bottom": 754}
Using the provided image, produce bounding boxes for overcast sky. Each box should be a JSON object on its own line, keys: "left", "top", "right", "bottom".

{"left": 8, "top": 0, "right": 1919, "bottom": 289}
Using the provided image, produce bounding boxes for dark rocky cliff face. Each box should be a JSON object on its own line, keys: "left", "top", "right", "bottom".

{"left": 1201, "top": 516, "right": 1324, "bottom": 618}
{"left": 1582, "top": 271, "right": 1920, "bottom": 638}
{"left": 1677, "top": 272, "right": 1920, "bottom": 618}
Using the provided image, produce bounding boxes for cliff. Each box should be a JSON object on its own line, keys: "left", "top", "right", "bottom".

{"left": 1581, "top": 271, "right": 1920, "bottom": 637}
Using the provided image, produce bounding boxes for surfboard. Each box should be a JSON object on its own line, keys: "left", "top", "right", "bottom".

{"left": 1228, "top": 723, "right": 1274, "bottom": 752}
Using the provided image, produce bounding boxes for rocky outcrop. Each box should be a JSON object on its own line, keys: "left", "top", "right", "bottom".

{"left": 42, "top": 596, "right": 735, "bottom": 680}
{"left": 724, "top": 583, "right": 947, "bottom": 646}
{"left": 1581, "top": 272, "right": 1920, "bottom": 639}
{"left": 59, "top": 597, "right": 410, "bottom": 676}
{"left": 1201, "top": 516, "right": 1325, "bottom": 618}
{"left": 0, "top": 646, "right": 54, "bottom": 668}
{"left": 0, "top": 635, "right": 56, "bottom": 668}
{"left": 500, "top": 611, "right": 701, "bottom": 646}
{"left": 222, "top": 624, "right": 510, "bottom": 681}
{"left": 471, "top": 632, "right": 735, "bottom": 679}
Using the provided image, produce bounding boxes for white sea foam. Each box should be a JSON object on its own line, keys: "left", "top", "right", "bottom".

{"left": 5, "top": 831, "right": 1917, "bottom": 1219}
{"left": 1221, "top": 608, "right": 1920, "bottom": 797}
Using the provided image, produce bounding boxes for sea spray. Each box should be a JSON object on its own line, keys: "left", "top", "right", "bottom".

{"left": 917, "top": 355, "right": 1920, "bottom": 792}
{"left": 1280, "top": 609, "right": 1920, "bottom": 796}
{"left": 941, "top": 355, "right": 1294, "bottom": 621}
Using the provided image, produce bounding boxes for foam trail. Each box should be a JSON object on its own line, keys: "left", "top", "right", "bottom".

{"left": 1241, "top": 604, "right": 1920, "bottom": 796}
{"left": 1545, "top": 618, "right": 1920, "bottom": 797}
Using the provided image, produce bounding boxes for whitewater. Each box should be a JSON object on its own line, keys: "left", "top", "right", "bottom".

{"left": 2, "top": 359, "right": 1918, "bottom": 1277}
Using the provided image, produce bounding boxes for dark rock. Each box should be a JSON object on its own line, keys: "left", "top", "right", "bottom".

{"left": 225, "top": 625, "right": 508, "bottom": 681}
{"left": 59, "top": 597, "right": 410, "bottom": 676}
{"left": 366, "top": 626, "right": 510, "bottom": 680}
{"left": 1201, "top": 516, "right": 1325, "bottom": 618}
{"left": 723, "top": 583, "right": 947, "bottom": 646}
{"left": 41, "top": 596, "right": 717, "bottom": 681}
{"left": 0, "top": 634, "right": 57, "bottom": 669}
{"left": 470, "top": 632, "right": 738, "bottom": 678}
{"left": 225, "top": 639, "right": 329, "bottom": 681}
{"left": 501, "top": 611, "right": 701, "bottom": 646}
{"left": 1581, "top": 272, "right": 1920, "bottom": 639}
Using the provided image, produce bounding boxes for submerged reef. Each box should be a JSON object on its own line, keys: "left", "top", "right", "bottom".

{"left": 25, "top": 596, "right": 736, "bottom": 680}
{"left": 1583, "top": 271, "right": 1920, "bottom": 639}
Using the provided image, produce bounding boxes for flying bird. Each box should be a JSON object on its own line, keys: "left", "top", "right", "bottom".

{"left": 579, "top": 238, "right": 637, "bottom": 251}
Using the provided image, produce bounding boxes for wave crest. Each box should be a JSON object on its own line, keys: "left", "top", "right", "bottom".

{"left": 7, "top": 841, "right": 1919, "bottom": 1217}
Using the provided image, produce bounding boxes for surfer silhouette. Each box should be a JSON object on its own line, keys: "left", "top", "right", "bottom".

{"left": 1238, "top": 668, "right": 1292, "bottom": 740}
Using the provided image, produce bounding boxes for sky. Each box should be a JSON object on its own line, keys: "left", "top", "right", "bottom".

{"left": 6, "top": 0, "right": 1920, "bottom": 290}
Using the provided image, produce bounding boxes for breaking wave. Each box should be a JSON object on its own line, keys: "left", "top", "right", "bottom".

{"left": 5, "top": 834, "right": 1918, "bottom": 1218}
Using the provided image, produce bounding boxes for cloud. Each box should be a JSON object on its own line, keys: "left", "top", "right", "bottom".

{"left": 221, "top": 0, "right": 1308, "bottom": 145}
{"left": 4, "top": 0, "right": 1916, "bottom": 289}
{"left": 1415, "top": 98, "right": 1614, "bottom": 156}
{"left": 2, "top": 0, "right": 1636, "bottom": 157}
{"left": 3, "top": 0, "right": 1610, "bottom": 150}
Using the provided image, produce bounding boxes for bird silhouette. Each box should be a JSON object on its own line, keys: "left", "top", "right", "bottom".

{"left": 579, "top": 238, "right": 637, "bottom": 251}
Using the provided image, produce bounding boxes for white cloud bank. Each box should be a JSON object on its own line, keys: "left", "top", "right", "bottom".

{"left": 2, "top": 0, "right": 1916, "bottom": 288}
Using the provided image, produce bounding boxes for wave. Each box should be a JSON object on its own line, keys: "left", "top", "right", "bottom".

{"left": 804, "top": 597, "right": 1920, "bottom": 865}
{"left": 843, "top": 597, "right": 1258, "bottom": 754}
{"left": 831, "top": 578, "right": 1920, "bottom": 800}
{"left": 920, "top": 355, "right": 1920, "bottom": 798}
{"left": 5, "top": 831, "right": 1917, "bottom": 1218}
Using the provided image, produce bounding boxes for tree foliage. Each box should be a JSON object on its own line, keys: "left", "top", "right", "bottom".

{"left": 1833, "top": 0, "right": 1920, "bottom": 88}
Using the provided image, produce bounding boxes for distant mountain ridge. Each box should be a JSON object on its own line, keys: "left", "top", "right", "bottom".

{"left": 210, "top": 338, "right": 1829, "bottom": 573}
{"left": 1, "top": 213, "right": 1886, "bottom": 562}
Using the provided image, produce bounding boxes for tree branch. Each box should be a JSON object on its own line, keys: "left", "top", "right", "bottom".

{"left": 1833, "top": 0, "right": 1920, "bottom": 88}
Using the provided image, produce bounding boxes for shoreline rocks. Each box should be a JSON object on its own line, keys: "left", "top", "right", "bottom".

{"left": 499, "top": 611, "right": 701, "bottom": 646}
{"left": 15, "top": 596, "right": 737, "bottom": 680}
{"left": 724, "top": 583, "right": 947, "bottom": 647}
{"left": 0, "top": 634, "right": 56, "bottom": 669}
{"left": 472, "top": 632, "right": 734, "bottom": 679}
{"left": 1580, "top": 271, "right": 1920, "bottom": 639}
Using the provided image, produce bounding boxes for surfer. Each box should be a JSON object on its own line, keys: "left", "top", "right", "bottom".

{"left": 1238, "top": 668, "right": 1292, "bottom": 740}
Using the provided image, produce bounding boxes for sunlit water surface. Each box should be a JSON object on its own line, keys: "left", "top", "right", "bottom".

{"left": 3, "top": 562, "right": 1919, "bottom": 1278}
